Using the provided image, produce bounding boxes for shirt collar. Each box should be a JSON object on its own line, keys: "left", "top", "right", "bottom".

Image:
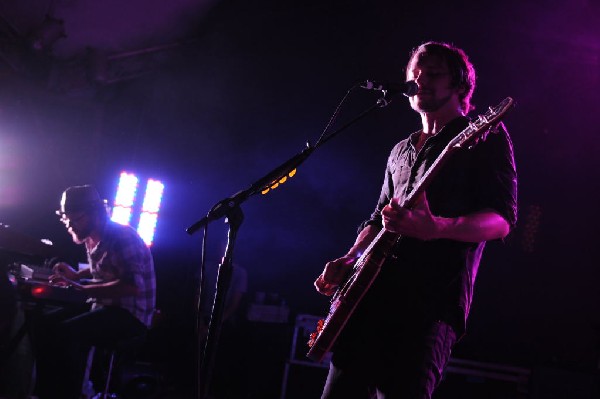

{"left": 408, "top": 116, "right": 470, "bottom": 148}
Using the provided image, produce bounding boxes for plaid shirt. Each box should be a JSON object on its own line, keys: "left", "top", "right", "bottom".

{"left": 87, "top": 220, "right": 156, "bottom": 327}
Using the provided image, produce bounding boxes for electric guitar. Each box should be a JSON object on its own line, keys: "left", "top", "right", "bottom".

{"left": 307, "top": 97, "right": 515, "bottom": 362}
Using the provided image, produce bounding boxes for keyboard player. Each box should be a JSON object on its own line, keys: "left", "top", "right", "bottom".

{"left": 30, "top": 185, "right": 156, "bottom": 399}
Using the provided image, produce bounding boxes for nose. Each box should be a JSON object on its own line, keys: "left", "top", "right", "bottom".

{"left": 60, "top": 217, "right": 73, "bottom": 228}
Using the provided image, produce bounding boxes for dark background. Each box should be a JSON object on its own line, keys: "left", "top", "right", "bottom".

{"left": 1, "top": 0, "right": 599, "bottom": 397}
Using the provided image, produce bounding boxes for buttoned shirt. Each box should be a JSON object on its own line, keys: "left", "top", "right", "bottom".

{"left": 359, "top": 116, "right": 517, "bottom": 336}
{"left": 87, "top": 220, "right": 156, "bottom": 327}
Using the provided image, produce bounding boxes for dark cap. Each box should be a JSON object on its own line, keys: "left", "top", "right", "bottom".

{"left": 56, "top": 185, "right": 105, "bottom": 216}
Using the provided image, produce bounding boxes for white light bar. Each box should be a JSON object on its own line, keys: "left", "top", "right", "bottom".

{"left": 137, "top": 179, "right": 164, "bottom": 246}
{"left": 111, "top": 172, "right": 139, "bottom": 225}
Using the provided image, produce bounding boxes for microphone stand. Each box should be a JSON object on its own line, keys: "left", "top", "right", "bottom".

{"left": 196, "top": 205, "right": 242, "bottom": 399}
{"left": 186, "top": 88, "right": 398, "bottom": 399}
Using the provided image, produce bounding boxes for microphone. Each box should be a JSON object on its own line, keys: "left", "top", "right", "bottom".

{"left": 360, "top": 80, "right": 418, "bottom": 97}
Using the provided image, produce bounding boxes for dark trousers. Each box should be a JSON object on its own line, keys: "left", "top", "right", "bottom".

{"left": 321, "top": 319, "right": 457, "bottom": 399}
{"left": 33, "top": 305, "right": 146, "bottom": 399}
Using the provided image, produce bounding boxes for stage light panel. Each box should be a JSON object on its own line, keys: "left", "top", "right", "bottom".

{"left": 137, "top": 179, "right": 164, "bottom": 246}
{"left": 137, "top": 210, "right": 159, "bottom": 246}
{"left": 110, "top": 172, "right": 164, "bottom": 246}
{"left": 111, "top": 172, "right": 139, "bottom": 225}
{"left": 114, "top": 172, "right": 139, "bottom": 207}
{"left": 111, "top": 206, "right": 133, "bottom": 226}
{"left": 141, "top": 179, "right": 164, "bottom": 213}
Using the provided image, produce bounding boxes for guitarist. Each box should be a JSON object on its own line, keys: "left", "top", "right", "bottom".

{"left": 314, "top": 42, "right": 517, "bottom": 399}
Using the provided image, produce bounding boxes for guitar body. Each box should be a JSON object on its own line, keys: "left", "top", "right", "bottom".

{"left": 307, "top": 97, "right": 515, "bottom": 363}
{"left": 307, "top": 230, "right": 397, "bottom": 361}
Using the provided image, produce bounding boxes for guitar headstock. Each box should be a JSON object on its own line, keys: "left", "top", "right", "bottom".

{"left": 449, "top": 97, "right": 514, "bottom": 149}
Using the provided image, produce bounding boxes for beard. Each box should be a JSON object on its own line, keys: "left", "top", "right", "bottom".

{"left": 69, "top": 225, "right": 93, "bottom": 244}
{"left": 412, "top": 92, "right": 454, "bottom": 113}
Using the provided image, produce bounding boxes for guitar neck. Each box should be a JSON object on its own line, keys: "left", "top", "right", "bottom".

{"left": 402, "top": 145, "right": 454, "bottom": 209}
{"left": 354, "top": 146, "right": 454, "bottom": 262}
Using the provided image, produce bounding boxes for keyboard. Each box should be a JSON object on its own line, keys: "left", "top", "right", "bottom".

{"left": 16, "top": 278, "right": 89, "bottom": 305}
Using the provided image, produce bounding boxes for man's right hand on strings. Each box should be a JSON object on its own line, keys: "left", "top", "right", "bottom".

{"left": 314, "top": 254, "right": 357, "bottom": 296}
